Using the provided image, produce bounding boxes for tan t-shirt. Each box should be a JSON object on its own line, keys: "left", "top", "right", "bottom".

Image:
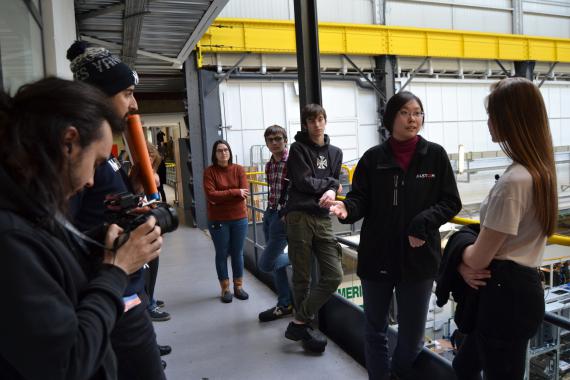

{"left": 480, "top": 163, "right": 546, "bottom": 268}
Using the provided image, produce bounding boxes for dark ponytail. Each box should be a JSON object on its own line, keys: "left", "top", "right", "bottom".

{"left": 0, "top": 77, "right": 122, "bottom": 213}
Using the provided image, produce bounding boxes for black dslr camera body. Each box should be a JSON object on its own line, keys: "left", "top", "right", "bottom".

{"left": 104, "top": 192, "right": 179, "bottom": 235}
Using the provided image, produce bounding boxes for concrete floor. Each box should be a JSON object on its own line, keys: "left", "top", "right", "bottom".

{"left": 152, "top": 222, "right": 367, "bottom": 380}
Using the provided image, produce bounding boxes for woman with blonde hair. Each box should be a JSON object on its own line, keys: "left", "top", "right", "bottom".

{"left": 454, "top": 77, "right": 557, "bottom": 379}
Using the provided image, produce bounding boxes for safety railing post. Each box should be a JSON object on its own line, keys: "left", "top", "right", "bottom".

{"left": 250, "top": 181, "right": 258, "bottom": 267}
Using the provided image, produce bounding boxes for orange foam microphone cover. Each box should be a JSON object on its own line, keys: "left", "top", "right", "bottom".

{"left": 126, "top": 114, "right": 160, "bottom": 200}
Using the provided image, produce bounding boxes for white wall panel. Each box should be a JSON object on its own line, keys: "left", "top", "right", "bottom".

{"left": 561, "top": 119, "right": 570, "bottom": 146}
{"left": 550, "top": 118, "right": 561, "bottom": 146}
{"left": 387, "top": 2, "right": 453, "bottom": 29}
{"left": 524, "top": 14, "right": 570, "bottom": 38}
{"left": 220, "top": 79, "right": 376, "bottom": 165}
{"left": 316, "top": 0, "right": 373, "bottom": 24}
{"left": 261, "top": 83, "right": 287, "bottom": 128}
{"left": 219, "top": 0, "right": 291, "bottom": 19}
{"left": 220, "top": 0, "right": 373, "bottom": 23}
{"left": 441, "top": 85, "right": 459, "bottom": 122}
{"left": 357, "top": 88, "right": 377, "bottom": 125}
{"left": 221, "top": 77, "right": 570, "bottom": 169}
{"left": 452, "top": 8, "right": 511, "bottom": 34}
{"left": 562, "top": 87, "right": 570, "bottom": 119}
{"left": 425, "top": 85, "right": 444, "bottom": 122}
{"left": 387, "top": 0, "right": 512, "bottom": 34}
{"left": 239, "top": 84, "right": 264, "bottom": 130}
{"left": 226, "top": 129, "right": 245, "bottom": 164}
{"left": 323, "top": 82, "right": 357, "bottom": 119}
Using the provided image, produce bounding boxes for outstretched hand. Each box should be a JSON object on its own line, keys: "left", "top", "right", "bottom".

{"left": 329, "top": 201, "right": 348, "bottom": 219}
{"left": 408, "top": 236, "right": 426, "bottom": 248}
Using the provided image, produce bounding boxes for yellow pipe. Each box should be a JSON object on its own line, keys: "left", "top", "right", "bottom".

{"left": 245, "top": 174, "right": 570, "bottom": 246}
{"left": 248, "top": 179, "right": 268, "bottom": 186}
{"left": 451, "top": 217, "right": 570, "bottom": 246}
{"left": 199, "top": 18, "right": 570, "bottom": 63}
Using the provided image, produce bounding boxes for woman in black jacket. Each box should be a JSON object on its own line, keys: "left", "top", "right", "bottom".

{"left": 328, "top": 91, "right": 461, "bottom": 380}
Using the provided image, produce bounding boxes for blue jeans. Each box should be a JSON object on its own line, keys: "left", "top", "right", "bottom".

{"left": 362, "top": 278, "right": 433, "bottom": 379}
{"left": 259, "top": 208, "right": 291, "bottom": 307}
{"left": 208, "top": 218, "right": 248, "bottom": 281}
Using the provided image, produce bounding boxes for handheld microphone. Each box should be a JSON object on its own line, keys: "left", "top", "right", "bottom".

{"left": 124, "top": 114, "right": 160, "bottom": 201}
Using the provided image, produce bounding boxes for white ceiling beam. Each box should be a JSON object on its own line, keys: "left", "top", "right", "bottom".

{"left": 176, "top": 0, "right": 229, "bottom": 63}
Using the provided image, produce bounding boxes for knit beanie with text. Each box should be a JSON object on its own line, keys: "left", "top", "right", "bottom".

{"left": 66, "top": 40, "right": 138, "bottom": 96}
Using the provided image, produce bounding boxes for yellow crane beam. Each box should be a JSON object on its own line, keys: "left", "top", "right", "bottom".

{"left": 198, "top": 18, "right": 570, "bottom": 63}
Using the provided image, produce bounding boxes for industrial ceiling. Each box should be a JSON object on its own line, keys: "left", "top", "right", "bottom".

{"left": 74, "top": 0, "right": 228, "bottom": 93}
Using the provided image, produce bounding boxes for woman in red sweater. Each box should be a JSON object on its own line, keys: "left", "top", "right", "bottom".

{"left": 204, "top": 140, "right": 250, "bottom": 303}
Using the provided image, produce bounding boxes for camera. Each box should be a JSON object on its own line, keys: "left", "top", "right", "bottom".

{"left": 104, "top": 192, "right": 179, "bottom": 235}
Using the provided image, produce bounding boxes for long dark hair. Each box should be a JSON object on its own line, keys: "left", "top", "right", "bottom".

{"left": 383, "top": 91, "right": 424, "bottom": 133}
{"left": 487, "top": 77, "right": 557, "bottom": 236}
{"left": 0, "top": 77, "right": 122, "bottom": 213}
{"left": 211, "top": 139, "right": 233, "bottom": 166}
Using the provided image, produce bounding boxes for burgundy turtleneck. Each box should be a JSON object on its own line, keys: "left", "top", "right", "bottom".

{"left": 389, "top": 135, "right": 419, "bottom": 172}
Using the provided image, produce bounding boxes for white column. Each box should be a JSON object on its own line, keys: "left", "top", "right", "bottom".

{"left": 42, "top": 0, "right": 77, "bottom": 78}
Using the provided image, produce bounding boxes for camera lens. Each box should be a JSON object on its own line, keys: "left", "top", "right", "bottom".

{"left": 149, "top": 204, "right": 179, "bottom": 234}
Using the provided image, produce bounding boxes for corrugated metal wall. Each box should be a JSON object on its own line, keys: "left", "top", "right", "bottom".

{"left": 402, "top": 79, "right": 570, "bottom": 155}
{"left": 524, "top": 0, "right": 570, "bottom": 38}
{"left": 218, "top": 0, "right": 373, "bottom": 23}
{"left": 218, "top": 77, "right": 570, "bottom": 167}
{"left": 219, "top": 80, "right": 378, "bottom": 166}
{"left": 219, "top": 0, "right": 570, "bottom": 38}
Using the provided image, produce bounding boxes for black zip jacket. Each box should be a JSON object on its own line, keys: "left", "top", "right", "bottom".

{"left": 340, "top": 136, "right": 461, "bottom": 282}
{"left": 285, "top": 131, "right": 343, "bottom": 216}
{"left": 0, "top": 167, "right": 128, "bottom": 380}
{"left": 435, "top": 224, "right": 480, "bottom": 333}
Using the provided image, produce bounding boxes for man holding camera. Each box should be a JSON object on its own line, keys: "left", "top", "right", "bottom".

{"left": 0, "top": 77, "right": 162, "bottom": 379}
{"left": 67, "top": 41, "right": 169, "bottom": 379}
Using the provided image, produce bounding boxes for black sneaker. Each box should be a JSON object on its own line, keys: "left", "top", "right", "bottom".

{"left": 149, "top": 306, "right": 171, "bottom": 322}
{"left": 259, "top": 305, "right": 293, "bottom": 322}
{"left": 158, "top": 344, "right": 172, "bottom": 356}
{"left": 156, "top": 299, "right": 165, "bottom": 308}
{"left": 284, "top": 322, "right": 327, "bottom": 353}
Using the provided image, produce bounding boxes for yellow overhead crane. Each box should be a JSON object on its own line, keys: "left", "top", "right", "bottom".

{"left": 197, "top": 18, "right": 570, "bottom": 68}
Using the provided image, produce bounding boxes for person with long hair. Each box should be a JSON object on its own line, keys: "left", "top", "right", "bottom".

{"left": 328, "top": 91, "right": 461, "bottom": 379}
{"left": 204, "top": 139, "right": 250, "bottom": 303}
{"left": 67, "top": 39, "right": 171, "bottom": 376}
{"left": 453, "top": 77, "right": 557, "bottom": 379}
{"left": 0, "top": 77, "right": 162, "bottom": 379}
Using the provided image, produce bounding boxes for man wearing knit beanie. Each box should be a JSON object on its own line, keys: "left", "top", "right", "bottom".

{"left": 67, "top": 40, "right": 170, "bottom": 380}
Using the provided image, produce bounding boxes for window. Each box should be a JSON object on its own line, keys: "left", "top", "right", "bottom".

{"left": 0, "top": 0, "right": 44, "bottom": 94}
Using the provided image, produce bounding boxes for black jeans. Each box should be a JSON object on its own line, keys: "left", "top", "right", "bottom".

{"left": 111, "top": 293, "right": 166, "bottom": 380}
{"left": 453, "top": 260, "right": 544, "bottom": 380}
{"left": 362, "top": 279, "right": 433, "bottom": 380}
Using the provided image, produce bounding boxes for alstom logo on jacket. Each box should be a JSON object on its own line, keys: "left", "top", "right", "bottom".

{"left": 416, "top": 173, "right": 436, "bottom": 179}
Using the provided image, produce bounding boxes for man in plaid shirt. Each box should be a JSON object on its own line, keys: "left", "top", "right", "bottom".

{"left": 258, "top": 125, "right": 294, "bottom": 322}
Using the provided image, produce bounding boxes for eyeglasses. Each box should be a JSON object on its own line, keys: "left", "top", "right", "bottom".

{"left": 398, "top": 110, "right": 424, "bottom": 119}
{"left": 216, "top": 148, "right": 229, "bottom": 153}
{"left": 266, "top": 136, "right": 284, "bottom": 143}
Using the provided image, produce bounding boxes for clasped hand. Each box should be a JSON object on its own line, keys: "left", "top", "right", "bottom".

{"left": 458, "top": 261, "right": 491, "bottom": 289}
